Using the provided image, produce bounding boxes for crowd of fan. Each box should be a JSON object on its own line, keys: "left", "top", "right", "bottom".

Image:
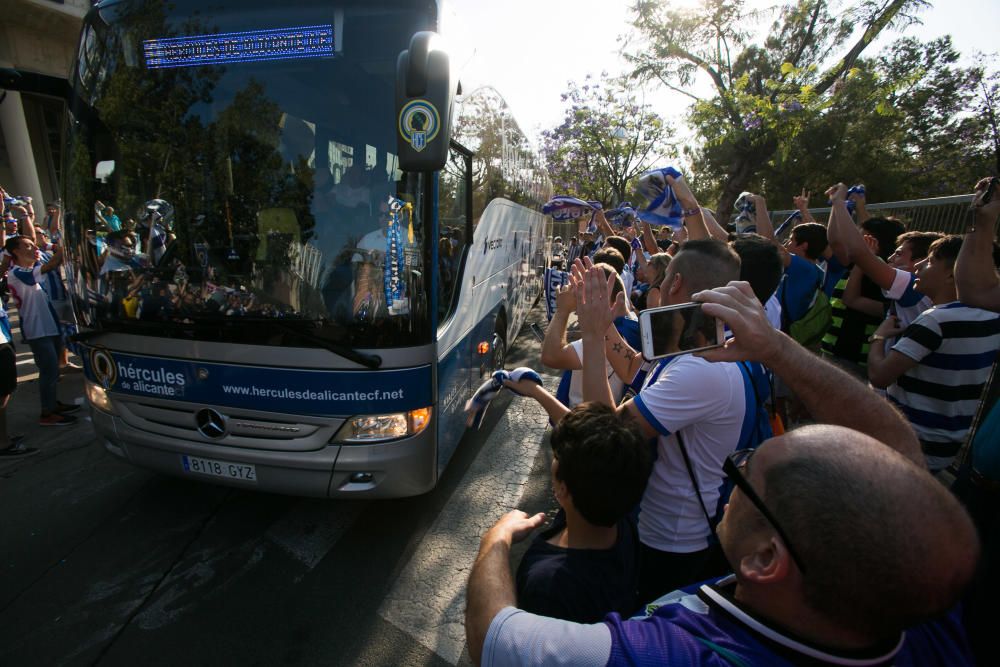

{"left": 0, "top": 183, "right": 84, "bottom": 455}
{"left": 465, "top": 173, "right": 1000, "bottom": 666}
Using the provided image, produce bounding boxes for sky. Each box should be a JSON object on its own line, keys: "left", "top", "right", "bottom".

{"left": 443, "top": 0, "right": 1000, "bottom": 149}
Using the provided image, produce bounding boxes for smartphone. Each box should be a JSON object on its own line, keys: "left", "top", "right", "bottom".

{"left": 982, "top": 177, "right": 998, "bottom": 205}
{"left": 639, "top": 302, "right": 725, "bottom": 360}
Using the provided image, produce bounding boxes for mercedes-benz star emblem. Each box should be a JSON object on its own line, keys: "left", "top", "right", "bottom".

{"left": 195, "top": 408, "right": 228, "bottom": 439}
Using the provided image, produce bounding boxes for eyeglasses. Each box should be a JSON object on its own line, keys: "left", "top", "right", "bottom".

{"left": 724, "top": 449, "right": 808, "bottom": 574}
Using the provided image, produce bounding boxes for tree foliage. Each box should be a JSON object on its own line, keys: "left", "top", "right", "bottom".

{"left": 540, "top": 76, "right": 673, "bottom": 206}
{"left": 623, "top": 0, "right": 957, "bottom": 214}
{"left": 755, "top": 36, "right": 996, "bottom": 205}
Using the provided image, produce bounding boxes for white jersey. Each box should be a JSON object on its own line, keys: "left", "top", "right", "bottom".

{"left": 566, "top": 339, "right": 625, "bottom": 407}
{"left": 631, "top": 355, "right": 747, "bottom": 552}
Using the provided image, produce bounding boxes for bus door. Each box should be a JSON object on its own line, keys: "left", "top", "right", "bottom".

{"left": 435, "top": 143, "right": 475, "bottom": 469}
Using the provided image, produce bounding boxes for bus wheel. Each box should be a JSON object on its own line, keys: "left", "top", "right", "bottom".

{"left": 492, "top": 323, "right": 506, "bottom": 373}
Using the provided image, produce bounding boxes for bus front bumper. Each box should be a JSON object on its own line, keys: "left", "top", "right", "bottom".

{"left": 92, "top": 409, "right": 438, "bottom": 498}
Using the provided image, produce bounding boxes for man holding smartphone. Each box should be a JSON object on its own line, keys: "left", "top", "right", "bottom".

{"left": 506, "top": 190, "right": 757, "bottom": 602}
{"left": 578, "top": 238, "right": 751, "bottom": 601}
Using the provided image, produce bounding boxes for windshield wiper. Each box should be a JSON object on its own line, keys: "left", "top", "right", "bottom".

{"left": 266, "top": 319, "right": 382, "bottom": 369}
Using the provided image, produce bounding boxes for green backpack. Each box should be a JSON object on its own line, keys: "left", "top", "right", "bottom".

{"left": 782, "top": 280, "right": 832, "bottom": 349}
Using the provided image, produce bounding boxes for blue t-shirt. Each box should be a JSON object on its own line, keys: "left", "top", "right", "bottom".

{"left": 821, "top": 255, "right": 847, "bottom": 297}
{"left": 777, "top": 254, "right": 823, "bottom": 323}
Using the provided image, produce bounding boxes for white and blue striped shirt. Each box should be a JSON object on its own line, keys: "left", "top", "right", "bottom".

{"left": 888, "top": 302, "right": 1000, "bottom": 469}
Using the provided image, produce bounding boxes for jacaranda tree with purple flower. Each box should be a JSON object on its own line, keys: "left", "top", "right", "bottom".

{"left": 540, "top": 75, "right": 673, "bottom": 208}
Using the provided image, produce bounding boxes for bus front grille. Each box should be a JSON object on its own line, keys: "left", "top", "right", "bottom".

{"left": 112, "top": 397, "right": 340, "bottom": 452}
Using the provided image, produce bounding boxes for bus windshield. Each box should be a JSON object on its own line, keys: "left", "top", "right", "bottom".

{"left": 63, "top": 0, "right": 436, "bottom": 349}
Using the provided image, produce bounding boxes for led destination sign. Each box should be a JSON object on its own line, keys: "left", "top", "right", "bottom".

{"left": 144, "top": 24, "right": 334, "bottom": 69}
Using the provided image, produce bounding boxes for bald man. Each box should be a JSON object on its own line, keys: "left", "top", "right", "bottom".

{"left": 466, "top": 279, "right": 978, "bottom": 666}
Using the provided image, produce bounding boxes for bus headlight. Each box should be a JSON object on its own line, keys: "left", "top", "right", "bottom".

{"left": 332, "top": 407, "right": 432, "bottom": 443}
{"left": 85, "top": 380, "right": 115, "bottom": 414}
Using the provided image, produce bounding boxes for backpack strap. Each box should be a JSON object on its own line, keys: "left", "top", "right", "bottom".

{"left": 676, "top": 430, "right": 718, "bottom": 541}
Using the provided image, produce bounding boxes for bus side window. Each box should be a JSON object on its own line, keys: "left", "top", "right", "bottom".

{"left": 438, "top": 144, "right": 472, "bottom": 322}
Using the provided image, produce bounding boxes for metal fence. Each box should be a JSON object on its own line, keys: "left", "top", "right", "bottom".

{"left": 769, "top": 193, "right": 976, "bottom": 236}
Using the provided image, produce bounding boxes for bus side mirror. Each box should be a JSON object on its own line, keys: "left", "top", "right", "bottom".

{"left": 395, "top": 32, "right": 454, "bottom": 173}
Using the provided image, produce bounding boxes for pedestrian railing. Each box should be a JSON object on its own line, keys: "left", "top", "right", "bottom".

{"left": 770, "top": 194, "right": 976, "bottom": 235}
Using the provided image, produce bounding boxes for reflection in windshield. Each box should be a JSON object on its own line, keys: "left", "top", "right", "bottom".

{"left": 64, "top": 0, "right": 434, "bottom": 349}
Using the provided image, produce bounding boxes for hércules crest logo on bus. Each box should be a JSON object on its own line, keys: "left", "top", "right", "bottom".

{"left": 399, "top": 99, "right": 440, "bottom": 152}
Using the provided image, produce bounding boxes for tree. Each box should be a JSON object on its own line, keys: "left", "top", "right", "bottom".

{"left": 754, "top": 36, "right": 995, "bottom": 206}
{"left": 540, "top": 75, "right": 673, "bottom": 206}
{"left": 971, "top": 60, "right": 1000, "bottom": 175}
{"left": 625, "top": 0, "right": 929, "bottom": 214}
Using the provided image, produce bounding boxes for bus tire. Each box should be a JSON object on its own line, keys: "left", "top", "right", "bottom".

{"left": 492, "top": 318, "right": 507, "bottom": 373}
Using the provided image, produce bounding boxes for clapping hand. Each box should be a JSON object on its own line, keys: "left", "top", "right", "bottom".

{"left": 571, "top": 256, "right": 620, "bottom": 340}
{"left": 554, "top": 283, "right": 576, "bottom": 313}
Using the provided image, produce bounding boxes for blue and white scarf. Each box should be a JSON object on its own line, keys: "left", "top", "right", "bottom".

{"left": 606, "top": 203, "right": 638, "bottom": 228}
{"left": 464, "top": 367, "right": 543, "bottom": 428}
{"left": 845, "top": 184, "right": 865, "bottom": 214}
{"left": 384, "top": 196, "right": 406, "bottom": 305}
{"left": 542, "top": 196, "right": 599, "bottom": 221}
{"left": 734, "top": 192, "right": 756, "bottom": 233}
{"left": 773, "top": 210, "right": 802, "bottom": 238}
{"left": 544, "top": 267, "right": 570, "bottom": 321}
{"left": 636, "top": 167, "right": 684, "bottom": 229}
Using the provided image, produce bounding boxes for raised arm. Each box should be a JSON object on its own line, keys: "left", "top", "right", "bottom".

{"left": 641, "top": 221, "right": 658, "bottom": 255}
{"left": 824, "top": 184, "right": 852, "bottom": 266}
{"left": 594, "top": 209, "right": 615, "bottom": 239}
{"left": 850, "top": 185, "right": 871, "bottom": 224}
{"left": 793, "top": 188, "right": 816, "bottom": 224}
{"left": 955, "top": 177, "right": 1000, "bottom": 311}
{"left": 664, "top": 174, "right": 709, "bottom": 240}
{"left": 575, "top": 264, "right": 618, "bottom": 408}
{"left": 753, "top": 194, "right": 776, "bottom": 240}
{"left": 48, "top": 205, "right": 62, "bottom": 240}
{"left": 94, "top": 202, "right": 110, "bottom": 230}
{"left": 827, "top": 183, "right": 895, "bottom": 289}
{"left": 749, "top": 193, "right": 793, "bottom": 268}
{"left": 841, "top": 265, "right": 885, "bottom": 318}
{"left": 10, "top": 204, "right": 36, "bottom": 241}
{"left": 694, "top": 281, "right": 922, "bottom": 466}
{"left": 540, "top": 286, "right": 582, "bottom": 370}
{"left": 466, "top": 510, "right": 546, "bottom": 665}
{"left": 40, "top": 243, "right": 64, "bottom": 274}
{"left": 700, "top": 207, "right": 730, "bottom": 241}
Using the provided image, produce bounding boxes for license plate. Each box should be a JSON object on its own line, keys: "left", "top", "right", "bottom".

{"left": 182, "top": 455, "right": 257, "bottom": 482}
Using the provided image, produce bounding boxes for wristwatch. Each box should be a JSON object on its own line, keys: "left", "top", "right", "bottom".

{"left": 681, "top": 207, "right": 700, "bottom": 217}
{"left": 868, "top": 333, "right": 886, "bottom": 343}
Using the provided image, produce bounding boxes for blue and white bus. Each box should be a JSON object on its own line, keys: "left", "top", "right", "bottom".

{"left": 64, "top": 0, "right": 552, "bottom": 497}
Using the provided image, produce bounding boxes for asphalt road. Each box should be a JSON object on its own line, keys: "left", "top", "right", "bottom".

{"left": 0, "top": 304, "right": 559, "bottom": 667}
